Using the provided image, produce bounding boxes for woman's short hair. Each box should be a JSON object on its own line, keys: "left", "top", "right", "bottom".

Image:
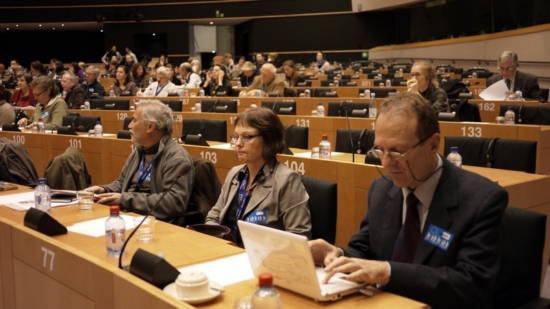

{"left": 138, "top": 101, "right": 173, "bottom": 135}
{"left": 235, "top": 108, "right": 286, "bottom": 163}
{"left": 31, "top": 75, "right": 59, "bottom": 98}
{"left": 16, "top": 72, "right": 33, "bottom": 85}
{"left": 156, "top": 66, "right": 170, "bottom": 78}
{"left": 115, "top": 65, "right": 131, "bottom": 86}
{"left": 412, "top": 61, "right": 439, "bottom": 88}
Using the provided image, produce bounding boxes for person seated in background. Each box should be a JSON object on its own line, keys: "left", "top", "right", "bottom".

{"left": 315, "top": 51, "right": 331, "bottom": 71}
{"left": 69, "top": 62, "right": 85, "bottom": 79}
{"left": 17, "top": 76, "right": 68, "bottom": 130}
{"left": 0, "top": 64, "right": 7, "bottom": 86}
{"left": 234, "top": 56, "right": 246, "bottom": 77}
{"left": 165, "top": 64, "right": 182, "bottom": 86}
{"left": 107, "top": 60, "right": 118, "bottom": 78}
{"left": 243, "top": 63, "right": 285, "bottom": 97}
{"left": 309, "top": 92, "right": 508, "bottom": 309}
{"left": 191, "top": 59, "right": 207, "bottom": 87}
{"left": 267, "top": 52, "right": 282, "bottom": 71}
{"left": 205, "top": 108, "right": 311, "bottom": 247}
{"left": 487, "top": 50, "right": 544, "bottom": 102}
{"left": 7, "top": 59, "right": 20, "bottom": 82}
{"left": 407, "top": 61, "right": 449, "bottom": 113}
{"left": 10, "top": 73, "right": 36, "bottom": 107}
{"left": 132, "top": 63, "right": 149, "bottom": 89}
{"left": 61, "top": 72, "right": 86, "bottom": 109}
{"left": 123, "top": 54, "right": 135, "bottom": 71}
{"left": 224, "top": 53, "right": 236, "bottom": 78}
{"left": 101, "top": 46, "right": 122, "bottom": 68}
{"left": 202, "top": 64, "right": 236, "bottom": 97}
{"left": 51, "top": 60, "right": 65, "bottom": 80}
{"left": 282, "top": 60, "right": 305, "bottom": 87}
{"left": 141, "top": 66, "right": 177, "bottom": 97}
{"left": 180, "top": 62, "right": 201, "bottom": 87}
{"left": 113, "top": 65, "right": 138, "bottom": 96}
{"left": 81, "top": 65, "right": 106, "bottom": 98}
{"left": 239, "top": 61, "right": 258, "bottom": 88}
{"left": 125, "top": 47, "right": 138, "bottom": 64}
{"left": 154, "top": 54, "right": 169, "bottom": 69}
{"left": 255, "top": 53, "right": 266, "bottom": 70}
{"left": 30, "top": 61, "right": 45, "bottom": 79}
{"left": 86, "top": 101, "right": 195, "bottom": 223}
{"left": 0, "top": 85, "right": 16, "bottom": 127}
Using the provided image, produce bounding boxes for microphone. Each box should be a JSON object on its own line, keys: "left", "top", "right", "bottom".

{"left": 118, "top": 163, "right": 192, "bottom": 270}
{"left": 212, "top": 99, "right": 220, "bottom": 113}
{"left": 341, "top": 100, "right": 355, "bottom": 163}
{"left": 50, "top": 124, "right": 58, "bottom": 134}
{"left": 271, "top": 91, "right": 280, "bottom": 113}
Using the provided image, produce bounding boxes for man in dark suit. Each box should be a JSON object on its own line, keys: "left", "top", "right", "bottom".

{"left": 309, "top": 92, "right": 508, "bottom": 309}
{"left": 487, "top": 50, "right": 544, "bottom": 102}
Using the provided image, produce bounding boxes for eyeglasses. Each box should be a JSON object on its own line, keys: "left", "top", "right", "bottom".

{"left": 33, "top": 89, "right": 47, "bottom": 97}
{"left": 231, "top": 133, "right": 260, "bottom": 143}
{"left": 497, "top": 66, "right": 515, "bottom": 72}
{"left": 410, "top": 73, "right": 423, "bottom": 78}
{"left": 369, "top": 135, "right": 432, "bottom": 162}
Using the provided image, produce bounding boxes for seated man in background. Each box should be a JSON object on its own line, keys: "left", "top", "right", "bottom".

{"left": 309, "top": 92, "right": 508, "bottom": 309}
{"left": 61, "top": 72, "right": 86, "bottom": 109}
{"left": 86, "top": 102, "right": 194, "bottom": 223}
{"left": 180, "top": 62, "right": 202, "bottom": 87}
{"left": 239, "top": 61, "right": 257, "bottom": 88}
{"left": 243, "top": 63, "right": 284, "bottom": 97}
{"left": 487, "top": 50, "right": 544, "bottom": 102}
{"left": 81, "top": 65, "right": 106, "bottom": 98}
{"left": 30, "top": 61, "right": 45, "bottom": 79}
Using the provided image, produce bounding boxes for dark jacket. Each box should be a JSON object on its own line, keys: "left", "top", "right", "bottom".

{"left": 65, "top": 85, "right": 86, "bottom": 109}
{"left": 80, "top": 80, "right": 106, "bottom": 98}
{"left": 421, "top": 84, "right": 449, "bottom": 113}
{"left": 487, "top": 70, "right": 544, "bottom": 102}
{"left": 44, "top": 146, "right": 91, "bottom": 190}
{"left": 0, "top": 137, "right": 39, "bottom": 186}
{"left": 190, "top": 157, "right": 222, "bottom": 219}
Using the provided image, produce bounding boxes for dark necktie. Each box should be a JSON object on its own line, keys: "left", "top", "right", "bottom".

{"left": 505, "top": 79, "right": 511, "bottom": 90}
{"left": 392, "top": 192, "right": 421, "bottom": 263}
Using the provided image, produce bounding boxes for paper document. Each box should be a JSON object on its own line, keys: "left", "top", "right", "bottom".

{"left": 1, "top": 192, "right": 76, "bottom": 212}
{"left": 210, "top": 143, "right": 232, "bottom": 149}
{"left": 67, "top": 215, "right": 136, "bottom": 237}
{"left": 178, "top": 253, "right": 254, "bottom": 286}
{"left": 479, "top": 79, "right": 508, "bottom": 100}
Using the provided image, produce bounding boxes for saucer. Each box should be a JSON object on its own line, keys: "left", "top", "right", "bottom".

{"left": 163, "top": 281, "right": 223, "bottom": 305}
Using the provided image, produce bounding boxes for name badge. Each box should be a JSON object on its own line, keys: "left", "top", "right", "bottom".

{"left": 41, "top": 111, "right": 49, "bottom": 119}
{"left": 424, "top": 224, "right": 454, "bottom": 251}
{"left": 246, "top": 210, "right": 267, "bottom": 223}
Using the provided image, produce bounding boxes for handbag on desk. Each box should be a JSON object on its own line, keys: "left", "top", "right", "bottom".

{"left": 186, "top": 224, "right": 236, "bottom": 243}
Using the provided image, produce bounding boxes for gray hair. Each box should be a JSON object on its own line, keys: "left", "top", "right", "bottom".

{"left": 86, "top": 65, "right": 100, "bottom": 76}
{"left": 156, "top": 66, "right": 170, "bottom": 78}
{"left": 139, "top": 101, "right": 173, "bottom": 135}
{"left": 262, "top": 63, "right": 276, "bottom": 75}
{"left": 191, "top": 59, "right": 200, "bottom": 66}
{"left": 498, "top": 50, "right": 519, "bottom": 66}
{"left": 180, "top": 62, "right": 192, "bottom": 73}
{"left": 63, "top": 71, "right": 78, "bottom": 84}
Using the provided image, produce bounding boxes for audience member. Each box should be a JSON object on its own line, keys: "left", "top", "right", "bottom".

{"left": 407, "top": 61, "right": 449, "bottom": 113}
{"left": 282, "top": 60, "right": 305, "bottom": 87}
{"left": 17, "top": 76, "right": 68, "bottom": 130}
{"left": 315, "top": 51, "right": 331, "bottom": 71}
{"left": 113, "top": 65, "right": 138, "bottom": 96}
{"left": 255, "top": 53, "right": 266, "bottom": 70}
{"left": 10, "top": 73, "right": 36, "bottom": 107}
{"left": 51, "top": 60, "right": 65, "bottom": 80}
{"left": 30, "top": 61, "right": 45, "bottom": 79}
{"left": 125, "top": 46, "right": 138, "bottom": 63}
{"left": 123, "top": 54, "right": 135, "bottom": 71}
{"left": 107, "top": 60, "right": 118, "bottom": 78}
{"left": 202, "top": 64, "right": 236, "bottom": 96}
{"left": 102, "top": 45, "right": 122, "bottom": 65}
{"left": 243, "top": 63, "right": 284, "bottom": 96}
{"left": 81, "top": 65, "right": 106, "bottom": 97}
{"left": 206, "top": 107, "right": 311, "bottom": 247}
{"left": 191, "top": 60, "right": 207, "bottom": 86}
{"left": 154, "top": 54, "right": 169, "bottom": 69}
{"left": 234, "top": 56, "right": 246, "bottom": 76}
{"left": 166, "top": 64, "right": 182, "bottom": 86}
{"left": 142, "top": 66, "right": 177, "bottom": 97}
{"left": 86, "top": 101, "right": 194, "bottom": 223}
{"left": 0, "top": 85, "right": 15, "bottom": 127}
{"left": 239, "top": 61, "right": 258, "bottom": 88}
{"left": 180, "top": 62, "right": 201, "bottom": 87}
{"left": 267, "top": 52, "right": 282, "bottom": 70}
{"left": 69, "top": 62, "right": 85, "bottom": 79}
{"left": 309, "top": 92, "right": 507, "bottom": 309}
{"left": 132, "top": 63, "right": 149, "bottom": 88}
{"left": 213, "top": 55, "right": 224, "bottom": 66}
{"left": 61, "top": 72, "right": 86, "bottom": 109}
{"left": 487, "top": 50, "right": 544, "bottom": 102}
{"left": 224, "top": 53, "right": 237, "bottom": 77}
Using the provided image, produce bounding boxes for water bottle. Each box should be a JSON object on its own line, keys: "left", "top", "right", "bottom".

{"left": 304, "top": 88, "right": 311, "bottom": 98}
{"left": 364, "top": 89, "right": 371, "bottom": 99}
{"left": 195, "top": 100, "right": 201, "bottom": 113}
{"left": 472, "top": 72, "right": 478, "bottom": 79}
{"left": 105, "top": 206, "right": 126, "bottom": 257}
{"left": 109, "top": 85, "right": 115, "bottom": 97}
{"left": 198, "top": 89, "right": 205, "bottom": 97}
{"left": 256, "top": 89, "right": 262, "bottom": 97}
{"left": 317, "top": 103, "right": 325, "bottom": 117}
{"left": 236, "top": 81, "right": 242, "bottom": 88}
{"left": 504, "top": 107, "right": 515, "bottom": 124}
{"left": 250, "top": 273, "right": 282, "bottom": 309}
{"left": 369, "top": 93, "right": 377, "bottom": 118}
{"left": 385, "top": 79, "right": 391, "bottom": 87}
{"left": 250, "top": 101, "right": 258, "bottom": 109}
{"left": 333, "top": 78, "right": 339, "bottom": 87}
{"left": 399, "top": 68, "right": 403, "bottom": 76}
{"left": 446, "top": 147, "right": 462, "bottom": 168}
{"left": 319, "top": 134, "right": 331, "bottom": 159}
{"left": 37, "top": 118, "right": 45, "bottom": 133}
{"left": 62, "top": 90, "right": 67, "bottom": 99}
{"left": 183, "top": 83, "right": 189, "bottom": 97}
{"left": 515, "top": 90, "right": 523, "bottom": 101}
{"left": 377, "top": 73, "right": 382, "bottom": 80}
{"left": 94, "top": 121, "right": 103, "bottom": 137}
{"left": 149, "top": 77, "right": 153, "bottom": 86}
{"left": 84, "top": 100, "right": 90, "bottom": 110}
{"left": 34, "top": 178, "right": 51, "bottom": 213}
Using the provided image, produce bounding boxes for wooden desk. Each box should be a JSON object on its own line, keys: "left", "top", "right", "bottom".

{"left": 470, "top": 99, "right": 542, "bottom": 123}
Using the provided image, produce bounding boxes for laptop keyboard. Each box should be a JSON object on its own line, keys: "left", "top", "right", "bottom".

{"left": 315, "top": 268, "right": 361, "bottom": 294}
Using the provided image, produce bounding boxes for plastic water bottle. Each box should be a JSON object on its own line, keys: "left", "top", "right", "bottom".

{"left": 251, "top": 273, "right": 282, "bottom": 309}
{"left": 250, "top": 101, "right": 258, "bottom": 109}
{"left": 37, "top": 118, "right": 45, "bottom": 133}
{"left": 34, "top": 178, "right": 51, "bottom": 213}
{"left": 256, "top": 89, "right": 262, "bottom": 97}
{"left": 105, "top": 206, "right": 126, "bottom": 257}
{"left": 195, "top": 101, "right": 201, "bottom": 113}
{"left": 317, "top": 103, "right": 325, "bottom": 117}
{"left": 94, "top": 121, "right": 103, "bottom": 137}
{"left": 319, "top": 134, "right": 331, "bottom": 159}
{"left": 385, "top": 79, "right": 391, "bottom": 87}
{"left": 504, "top": 107, "right": 515, "bottom": 124}
{"left": 369, "top": 93, "right": 377, "bottom": 118}
{"left": 515, "top": 90, "right": 523, "bottom": 101}
{"left": 183, "top": 83, "right": 189, "bottom": 97}
{"left": 84, "top": 100, "right": 90, "bottom": 110}
{"left": 446, "top": 146, "right": 462, "bottom": 168}
{"left": 198, "top": 89, "right": 205, "bottom": 97}
{"left": 364, "top": 89, "right": 371, "bottom": 99}
{"left": 304, "top": 88, "right": 311, "bottom": 98}
{"left": 236, "top": 81, "right": 242, "bottom": 88}
{"left": 472, "top": 72, "right": 478, "bottom": 79}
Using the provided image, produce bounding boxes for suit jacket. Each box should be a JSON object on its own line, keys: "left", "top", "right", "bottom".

{"left": 205, "top": 161, "right": 311, "bottom": 239}
{"left": 245, "top": 75, "right": 285, "bottom": 96}
{"left": 65, "top": 85, "right": 86, "bottom": 109}
{"left": 345, "top": 159, "right": 508, "bottom": 309}
{"left": 487, "top": 70, "right": 544, "bottom": 102}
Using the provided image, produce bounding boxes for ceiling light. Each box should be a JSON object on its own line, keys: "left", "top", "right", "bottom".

{"left": 212, "top": 51, "right": 216, "bottom": 53}
{"left": 152, "top": 33, "right": 156, "bottom": 36}
{"left": 100, "top": 30, "right": 103, "bottom": 32}
{"left": 16, "top": 25, "right": 18, "bottom": 27}
{"left": 53, "top": 27, "right": 55, "bottom": 30}
{"left": 39, "top": 24, "right": 42, "bottom": 27}
{"left": 6, "top": 28, "right": 9, "bottom": 30}
{"left": 210, "top": 22, "right": 214, "bottom": 25}
{"left": 61, "top": 24, "right": 64, "bottom": 27}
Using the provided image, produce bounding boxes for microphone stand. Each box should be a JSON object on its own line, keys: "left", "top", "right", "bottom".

{"left": 342, "top": 100, "right": 355, "bottom": 162}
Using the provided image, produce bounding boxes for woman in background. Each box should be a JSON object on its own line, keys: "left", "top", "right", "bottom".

{"left": 407, "top": 61, "right": 449, "bottom": 113}
{"left": 10, "top": 73, "right": 36, "bottom": 107}
{"left": 113, "top": 65, "right": 138, "bottom": 96}
{"left": 282, "top": 60, "right": 305, "bottom": 87}
{"left": 132, "top": 63, "right": 149, "bottom": 89}
{"left": 202, "top": 64, "right": 235, "bottom": 96}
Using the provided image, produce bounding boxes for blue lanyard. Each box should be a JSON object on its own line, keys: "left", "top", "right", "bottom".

{"left": 135, "top": 153, "right": 159, "bottom": 192}
{"left": 234, "top": 173, "right": 250, "bottom": 231}
{"left": 155, "top": 82, "right": 167, "bottom": 96}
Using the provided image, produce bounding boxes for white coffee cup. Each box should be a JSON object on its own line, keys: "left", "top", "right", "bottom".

{"left": 175, "top": 271, "right": 210, "bottom": 299}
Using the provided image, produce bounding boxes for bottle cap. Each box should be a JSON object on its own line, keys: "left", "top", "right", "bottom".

{"left": 38, "top": 118, "right": 43, "bottom": 121}
{"left": 38, "top": 177, "right": 46, "bottom": 184}
{"left": 109, "top": 206, "right": 120, "bottom": 214}
{"left": 258, "top": 273, "right": 273, "bottom": 287}
{"left": 450, "top": 146, "right": 458, "bottom": 152}
{"left": 322, "top": 134, "right": 328, "bottom": 139}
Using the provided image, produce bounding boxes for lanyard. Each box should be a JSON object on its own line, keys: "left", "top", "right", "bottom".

{"left": 155, "top": 82, "right": 167, "bottom": 96}
{"left": 234, "top": 169, "right": 264, "bottom": 231}
{"left": 135, "top": 153, "right": 159, "bottom": 192}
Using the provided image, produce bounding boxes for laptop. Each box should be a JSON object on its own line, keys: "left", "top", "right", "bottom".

{"left": 238, "top": 221, "right": 366, "bottom": 301}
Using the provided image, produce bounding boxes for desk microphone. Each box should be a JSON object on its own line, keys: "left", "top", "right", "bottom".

{"left": 341, "top": 100, "right": 355, "bottom": 163}
{"left": 118, "top": 163, "right": 192, "bottom": 270}
{"left": 271, "top": 91, "right": 280, "bottom": 113}
{"left": 212, "top": 99, "right": 220, "bottom": 113}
